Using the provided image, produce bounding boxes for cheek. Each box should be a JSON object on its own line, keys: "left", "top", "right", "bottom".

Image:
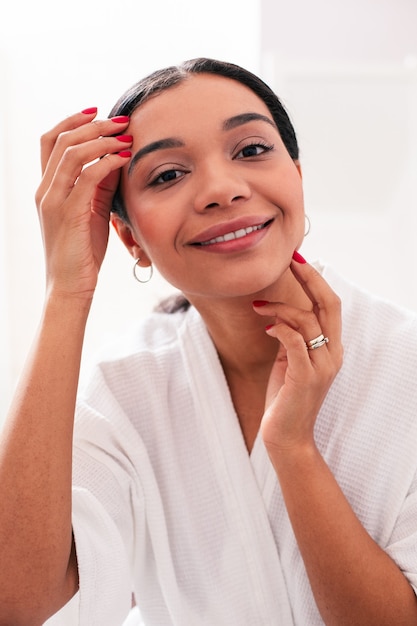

{"left": 281, "top": 168, "right": 304, "bottom": 205}
{"left": 283, "top": 174, "right": 304, "bottom": 224}
{"left": 269, "top": 171, "right": 305, "bottom": 244}
{"left": 260, "top": 160, "right": 304, "bottom": 202}
{"left": 122, "top": 188, "right": 162, "bottom": 247}
{"left": 129, "top": 204, "right": 180, "bottom": 265}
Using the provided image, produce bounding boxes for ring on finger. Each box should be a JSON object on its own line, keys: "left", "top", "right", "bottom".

{"left": 306, "top": 334, "right": 329, "bottom": 350}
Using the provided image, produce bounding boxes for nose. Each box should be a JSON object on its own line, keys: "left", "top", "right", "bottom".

{"left": 193, "top": 161, "right": 252, "bottom": 212}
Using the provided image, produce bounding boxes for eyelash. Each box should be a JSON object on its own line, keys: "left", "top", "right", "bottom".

{"left": 235, "top": 141, "right": 274, "bottom": 159}
{"left": 148, "top": 141, "right": 274, "bottom": 187}
{"left": 149, "top": 169, "right": 186, "bottom": 186}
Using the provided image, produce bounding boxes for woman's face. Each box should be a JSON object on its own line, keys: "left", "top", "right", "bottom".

{"left": 118, "top": 73, "right": 305, "bottom": 301}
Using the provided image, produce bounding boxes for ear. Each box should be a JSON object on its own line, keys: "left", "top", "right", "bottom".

{"left": 110, "top": 214, "right": 152, "bottom": 266}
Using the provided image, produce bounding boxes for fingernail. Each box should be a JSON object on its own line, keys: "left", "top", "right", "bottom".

{"left": 292, "top": 250, "right": 306, "bottom": 264}
{"left": 253, "top": 300, "right": 269, "bottom": 307}
{"left": 118, "top": 150, "right": 132, "bottom": 158}
{"left": 81, "top": 107, "right": 98, "bottom": 115}
{"left": 265, "top": 324, "right": 274, "bottom": 331}
{"left": 116, "top": 135, "right": 133, "bottom": 143}
{"left": 111, "top": 115, "right": 130, "bottom": 124}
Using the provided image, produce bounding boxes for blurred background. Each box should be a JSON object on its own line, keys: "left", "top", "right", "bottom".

{"left": 1, "top": 0, "right": 416, "bottom": 425}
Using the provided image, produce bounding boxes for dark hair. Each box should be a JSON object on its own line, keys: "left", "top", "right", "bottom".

{"left": 109, "top": 57, "right": 299, "bottom": 222}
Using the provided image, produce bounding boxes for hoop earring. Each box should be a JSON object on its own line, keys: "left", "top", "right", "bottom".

{"left": 304, "top": 214, "right": 311, "bottom": 237}
{"left": 133, "top": 257, "right": 154, "bottom": 283}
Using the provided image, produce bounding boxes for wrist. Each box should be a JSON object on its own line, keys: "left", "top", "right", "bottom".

{"left": 45, "top": 284, "right": 94, "bottom": 309}
{"left": 264, "top": 438, "right": 321, "bottom": 473}
{"left": 43, "top": 288, "right": 93, "bottom": 327}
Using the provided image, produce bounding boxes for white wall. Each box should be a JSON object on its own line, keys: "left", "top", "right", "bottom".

{"left": 0, "top": 63, "right": 12, "bottom": 417}
{"left": 2, "top": 0, "right": 417, "bottom": 427}
{"left": 260, "top": 0, "right": 417, "bottom": 309}
{"left": 261, "top": 0, "right": 417, "bottom": 67}
{"left": 0, "top": 0, "right": 261, "bottom": 425}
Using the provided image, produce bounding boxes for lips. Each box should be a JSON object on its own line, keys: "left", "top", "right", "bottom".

{"left": 190, "top": 218, "right": 274, "bottom": 246}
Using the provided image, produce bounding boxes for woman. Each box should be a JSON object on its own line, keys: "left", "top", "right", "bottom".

{"left": 1, "top": 58, "right": 417, "bottom": 626}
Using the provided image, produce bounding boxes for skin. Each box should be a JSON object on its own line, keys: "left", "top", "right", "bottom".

{"left": 0, "top": 74, "right": 416, "bottom": 625}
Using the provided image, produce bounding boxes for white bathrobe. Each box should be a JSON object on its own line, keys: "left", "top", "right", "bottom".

{"left": 46, "top": 265, "right": 417, "bottom": 625}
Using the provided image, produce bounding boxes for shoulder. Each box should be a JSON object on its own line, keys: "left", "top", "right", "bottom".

{"left": 90, "top": 305, "right": 197, "bottom": 363}
{"left": 320, "top": 262, "right": 417, "bottom": 412}
{"left": 78, "top": 305, "right": 204, "bottom": 403}
{"left": 320, "top": 263, "right": 417, "bottom": 351}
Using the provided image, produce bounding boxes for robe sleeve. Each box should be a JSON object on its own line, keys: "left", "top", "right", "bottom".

{"left": 44, "top": 393, "right": 146, "bottom": 626}
{"left": 386, "top": 469, "right": 417, "bottom": 595}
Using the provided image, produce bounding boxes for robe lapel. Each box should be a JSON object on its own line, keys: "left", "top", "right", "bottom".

{"left": 178, "top": 308, "right": 295, "bottom": 625}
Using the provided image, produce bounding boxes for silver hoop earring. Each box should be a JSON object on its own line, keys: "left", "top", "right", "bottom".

{"left": 304, "top": 214, "right": 311, "bottom": 237}
{"left": 133, "top": 258, "right": 154, "bottom": 283}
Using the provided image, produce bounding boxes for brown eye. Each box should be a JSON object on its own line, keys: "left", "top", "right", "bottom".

{"left": 235, "top": 142, "right": 273, "bottom": 159}
{"left": 151, "top": 169, "right": 185, "bottom": 186}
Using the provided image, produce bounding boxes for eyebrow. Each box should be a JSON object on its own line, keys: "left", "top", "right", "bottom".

{"left": 128, "top": 112, "right": 277, "bottom": 176}
{"left": 128, "top": 138, "right": 184, "bottom": 176}
{"left": 222, "top": 112, "right": 277, "bottom": 131}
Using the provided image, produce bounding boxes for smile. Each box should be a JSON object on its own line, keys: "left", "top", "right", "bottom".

{"left": 194, "top": 220, "right": 272, "bottom": 246}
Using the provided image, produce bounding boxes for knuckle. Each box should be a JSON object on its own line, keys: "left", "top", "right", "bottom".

{"left": 91, "top": 119, "right": 111, "bottom": 136}
{"left": 40, "top": 130, "right": 53, "bottom": 148}
{"left": 61, "top": 143, "right": 79, "bottom": 165}
{"left": 55, "top": 130, "right": 72, "bottom": 150}
{"left": 79, "top": 155, "right": 109, "bottom": 183}
{"left": 301, "top": 309, "right": 316, "bottom": 324}
{"left": 34, "top": 187, "right": 43, "bottom": 208}
{"left": 38, "top": 195, "right": 52, "bottom": 215}
{"left": 78, "top": 164, "right": 95, "bottom": 183}
{"left": 333, "top": 293, "right": 342, "bottom": 310}
{"left": 327, "top": 292, "right": 342, "bottom": 313}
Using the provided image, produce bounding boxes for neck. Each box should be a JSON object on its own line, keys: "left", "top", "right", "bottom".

{"left": 186, "top": 268, "right": 311, "bottom": 380}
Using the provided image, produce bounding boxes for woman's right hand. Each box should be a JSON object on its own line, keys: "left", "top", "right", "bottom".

{"left": 35, "top": 109, "right": 132, "bottom": 300}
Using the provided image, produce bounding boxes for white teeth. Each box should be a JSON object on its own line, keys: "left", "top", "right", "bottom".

{"left": 200, "top": 223, "right": 265, "bottom": 246}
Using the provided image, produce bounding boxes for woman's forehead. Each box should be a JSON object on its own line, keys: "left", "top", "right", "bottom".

{"left": 129, "top": 74, "right": 272, "bottom": 135}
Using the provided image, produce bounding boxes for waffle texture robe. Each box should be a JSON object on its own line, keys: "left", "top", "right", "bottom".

{"left": 46, "top": 264, "right": 417, "bottom": 625}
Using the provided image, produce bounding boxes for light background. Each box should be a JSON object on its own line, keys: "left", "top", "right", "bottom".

{"left": 1, "top": 0, "right": 416, "bottom": 426}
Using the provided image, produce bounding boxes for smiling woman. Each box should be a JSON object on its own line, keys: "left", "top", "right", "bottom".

{"left": 111, "top": 60, "right": 304, "bottom": 301}
{"left": 1, "top": 58, "right": 417, "bottom": 626}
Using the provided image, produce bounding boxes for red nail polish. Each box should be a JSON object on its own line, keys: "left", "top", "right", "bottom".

{"left": 265, "top": 324, "right": 274, "bottom": 331}
{"left": 81, "top": 107, "right": 98, "bottom": 115}
{"left": 118, "top": 150, "right": 132, "bottom": 158}
{"left": 292, "top": 250, "right": 306, "bottom": 264}
{"left": 253, "top": 300, "right": 269, "bottom": 307}
{"left": 111, "top": 115, "right": 130, "bottom": 124}
{"left": 116, "top": 135, "right": 133, "bottom": 143}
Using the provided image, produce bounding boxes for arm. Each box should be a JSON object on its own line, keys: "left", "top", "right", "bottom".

{"left": 254, "top": 254, "right": 417, "bottom": 626}
{"left": 0, "top": 110, "right": 132, "bottom": 626}
{"left": 271, "top": 443, "right": 417, "bottom": 625}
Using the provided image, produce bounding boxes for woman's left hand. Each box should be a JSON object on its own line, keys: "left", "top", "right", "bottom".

{"left": 253, "top": 253, "right": 343, "bottom": 453}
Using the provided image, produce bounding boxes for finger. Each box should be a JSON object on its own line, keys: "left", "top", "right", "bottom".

{"left": 254, "top": 301, "right": 323, "bottom": 343}
{"left": 40, "top": 108, "right": 98, "bottom": 174}
{"left": 264, "top": 317, "right": 338, "bottom": 397}
{"left": 41, "top": 116, "right": 130, "bottom": 187}
{"left": 39, "top": 114, "right": 130, "bottom": 194}
{"left": 39, "top": 152, "right": 131, "bottom": 238}
{"left": 267, "top": 321, "right": 311, "bottom": 368}
{"left": 39, "top": 136, "right": 131, "bottom": 212}
{"left": 256, "top": 303, "right": 332, "bottom": 370}
{"left": 290, "top": 253, "right": 342, "bottom": 358}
